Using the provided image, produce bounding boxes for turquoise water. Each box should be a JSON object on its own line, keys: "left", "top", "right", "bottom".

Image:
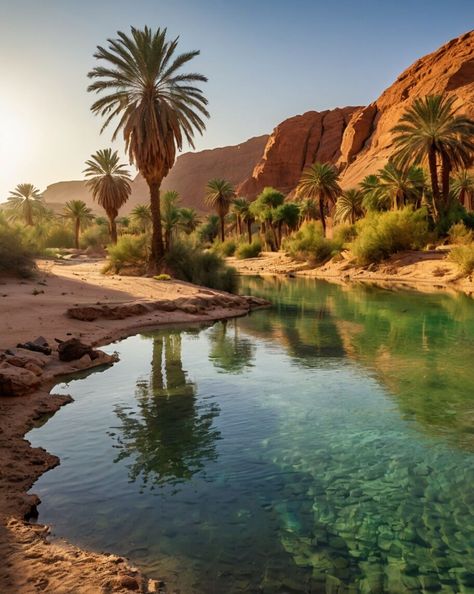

{"left": 28, "top": 278, "right": 474, "bottom": 593}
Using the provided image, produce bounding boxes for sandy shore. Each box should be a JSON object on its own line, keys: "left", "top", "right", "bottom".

{"left": 229, "top": 249, "right": 474, "bottom": 295}
{"left": 0, "top": 258, "right": 268, "bottom": 594}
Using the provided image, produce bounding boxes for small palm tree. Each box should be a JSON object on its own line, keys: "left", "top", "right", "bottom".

{"left": 232, "top": 197, "right": 255, "bottom": 242}
{"left": 392, "top": 95, "right": 474, "bottom": 215}
{"left": 359, "top": 174, "right": 387, "bottom": 212}
{"left": 178, "top": 207, "right": 200, "bottom": 235}
{"left": 87, "top": 26, "right": 209, "bottom": 268}
{"left": 452, "top": 170, "right": 474, "bottom": 211}
{"left": 63, "top": 200, "right": 94, "bottom": 249}
{"left": 84, "top": 148, "right": 131, "bottom": 244}
{"left": 131, "top": 204, "right": 152, "bottom": 233}
{"left": 334, "top": 189, "right": 364, "bottom": 224}
{"left": 161, "top": 191, "right": 181, "bottom": 250}
{"left": 274, "top": 202, "right": 300, "bottom": 247}
{"left": 298, "top": 197, "right": 319, "bottom": 223}
{"left": 296, "top": 162, "right": 341, "bottom": 236}
{"left": 6, "top": 183, "right": 44, "bottom": 225}
{"left": 205, "top": 179, "right": 235, "bottom": 242}
{"left": 377, "top": 162, "right": 425, "bottom": 210}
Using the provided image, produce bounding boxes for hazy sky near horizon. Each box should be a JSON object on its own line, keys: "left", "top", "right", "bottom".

{"left": 0, "top": 0, "right": 473, "bottom": 201}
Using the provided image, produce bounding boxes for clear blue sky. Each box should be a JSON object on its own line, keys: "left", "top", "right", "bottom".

{"left": 0, "top": 0, "right": 472, "bottom": 199}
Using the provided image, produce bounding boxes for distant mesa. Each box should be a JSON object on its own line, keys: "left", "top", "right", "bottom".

{"left": 44, "top": 30, "right": 474, "bottom": 212}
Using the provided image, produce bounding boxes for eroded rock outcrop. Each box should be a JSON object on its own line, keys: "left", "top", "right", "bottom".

{"left": 339, "top": 30, "right": 474, "bottom": 187}
{"left": 238, "top": 107, "right": 360, "bottom": 198}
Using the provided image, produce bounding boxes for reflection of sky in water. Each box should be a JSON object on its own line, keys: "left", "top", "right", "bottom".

{"left": 28, "top": 279, "right": 474, "bottom": 593}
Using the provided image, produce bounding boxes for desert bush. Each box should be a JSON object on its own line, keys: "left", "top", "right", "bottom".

{"left": 235, "top": 240, "right": 262, "bottom": 259}
{"left": 449, "top": 244, "right": 474, "bottom": 274}
{"left": 80, "top": 224, "right": 110, "bottom": 249}
{"left": 44, "top": 225, "right": 75, "bottom": 249}
{"left": 105, "top": 234, "right": 149, "bottom": 273}
{"left": 448, "top": 222, "right": 474, "bottom": 245}
{"left": 164, "top": 238, "right": 237, "bottom": 292}
{"left": 283, "top": 221, "right": 341, "bottom": 265}
{"left": 0, "top": 220, "right": 36, "bottom": 277}
{"left": 212, "top": 238, "right": 237, "bottom": 257}
{"left": 351, "top": 207, "right": 429, "bottom": 265}
{"left": 333, "top": 223, "right": 357, "bottom": 246}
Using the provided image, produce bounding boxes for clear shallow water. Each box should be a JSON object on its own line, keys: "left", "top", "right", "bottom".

{"left": 28, "top": 278, "right": 474, "bottom": 593}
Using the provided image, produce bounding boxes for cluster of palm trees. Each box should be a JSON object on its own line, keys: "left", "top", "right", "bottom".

{"left": 4, "top": 22, "right": 474, "bottom": 264}
{"left": 202, "top": 94, "right": 474, "bottom": 248}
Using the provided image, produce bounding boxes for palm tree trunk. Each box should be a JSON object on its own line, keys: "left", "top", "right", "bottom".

{"left": 26, "top": 202, "right": 33, "bottom": 226}
{"left": 109, "top": 217, "right": 118, "bottom": 244}
{"left": 149, "top": 181, "right": 165, "bottom": 268}
{"left": 219, "top": 216, "right": 225, "bottom": 242}
{"left": 428, "top": 148, "right": 440, "bottom": 221}
{"left": 75, "top": 219, "right": 80, "bottom": 250}
{"left": 319, "top": 197, "right": 326, "bottom": 237}
{"left": 441, "top": 152, "right": 451, "bottom": 206}
{"left": 247, "top": 220, "right": 252, "bottom": 244}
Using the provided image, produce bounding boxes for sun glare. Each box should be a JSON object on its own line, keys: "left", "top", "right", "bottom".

{"left": 0, "top": 110, "right": 31, "bottom": 198}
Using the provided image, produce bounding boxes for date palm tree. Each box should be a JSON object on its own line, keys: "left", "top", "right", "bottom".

{"left": 205, "top": 179, "right": 235, "bottom": 242}
{"left": 131, "top": 204, "right": 152, "bottom": 233}
{"left": 6, "top": 183, "right": 44, "bottom": 225}
{"left": 377, "top": 162, "right": 425, "bottom": 210}
{"left": 178, "top": 207, "right": 200, "bottom": 235}
{"left": 296, "top": 162, "right": 341, "bottom": 236}
{"left": 87, "top": 26, "right": 209, "bottom": 269}
{"left": 62, "top": 200, "right": 94, "bottom": 249}
{"left": 161, "top": 190, "right": 181, "bottom": 250}
{"left": 452, "top": 170, "right": 474, "bottom": 211}
{"left": 274, "top": 202, "right": 300, "bottom": 247}
{"left": 84, "top": 149, "right": 131, "bottom": 244}
{"left": 232, "top": 198, "right": 254, "bottom": 244}
{"left": 391, "top": 95, "right": 474, "bottom": 215}
{"left": 334, "top": 189, "right": 364, "bottom": 224}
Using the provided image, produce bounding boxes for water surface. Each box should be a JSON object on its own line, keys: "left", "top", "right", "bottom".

{"left": 28, "top": 278, "right": 474, "bottom": 593}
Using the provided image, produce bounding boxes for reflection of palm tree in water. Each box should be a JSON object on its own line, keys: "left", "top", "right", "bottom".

{"left": 111, "top": 331, "right": 220, "bottom": 489}
{"left": 208, "top": 320, "right": 256, "bottom": 373}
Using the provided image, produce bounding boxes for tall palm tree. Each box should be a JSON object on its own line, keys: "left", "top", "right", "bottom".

{"left": 178, "top": 207, "right": 200, "bottom": 235}
{"left": 6, "top": 183, "right": 44, "bottom": 225}
{"left": 232, "top": 197, "right": 254, "bottom": 242}
{"left": 131, "top": 204, "right": 152, "bottom": 233}
{"left": 205, "top": 179, "right": 235, "bottom": 242}
{"left": 83, "top": 148, "right": 131, "bottom": 244}
{"left": 296, "top": 162, "right": 341, "bottom": 236}
{"left": 87, "top": 26, "right": 209, "bottom": 268}
{"left": 391, "top": 95, "right": 474, "bottom": 215}
{"left": 334, "top": 189, "right": 364, "bottom": 224}
{"left": 62, "top": 200, "right": 94, "bottom": 249}
{"left": 377, "top": 162, "right": 425, "bottom": 210}
{"left": 452, "top": 170, "right": 474, "bottom": 211}
{"left": 298, "top": 197, "right": 319, "bottom": 223}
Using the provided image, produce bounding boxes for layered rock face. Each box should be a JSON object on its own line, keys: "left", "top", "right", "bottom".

{"left": 238, "top": 107, "right": 360, "bottom": 198}
{"left": 339, "top": 30, "right": 474, "bottom": 188}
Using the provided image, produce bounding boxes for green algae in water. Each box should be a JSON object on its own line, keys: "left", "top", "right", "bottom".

{"left": 28, "top": 278, "right": 474, "bottom": 593}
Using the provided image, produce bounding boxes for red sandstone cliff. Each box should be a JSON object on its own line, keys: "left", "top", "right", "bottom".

{"left": 238, "top": 107, "right": 360, "bottom": 198}
{"left": 339, "top": 30, "right": 474, "bottom": 188}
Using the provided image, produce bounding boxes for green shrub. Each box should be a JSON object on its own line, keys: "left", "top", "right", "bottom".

{"left": 333, "top": 223, "right": 357, "bottom": 246}
{"left": 351, "top": 207, "right": 429, "bottom": 265}
{"left": 283, "top": 221, "right": 341, "bottom": 265}
{"left": 235, "top": 240, "right": 262, "bottom": 259}
{"left": 105, "top": 234, "right": 149, "bottom": 273}
{"left": 0, "top": 221, "right": 36, "bottom": 277}
{"left": 44, "top": 225, "right": 75, "bottom": 249}
{"left": 449, "top": 244, "right": 474, "bottom": 274}
{"left": 80, "top": 224, "right": 110, "bottom": 249}
{"left": 212, "top": 238, "right": 237, "bottom": 257}
{"left": 448, "top": 222, "right": 473, "bottom": 245}
{"left": 164, "top": 238, "right": 237, "bottom": 292}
